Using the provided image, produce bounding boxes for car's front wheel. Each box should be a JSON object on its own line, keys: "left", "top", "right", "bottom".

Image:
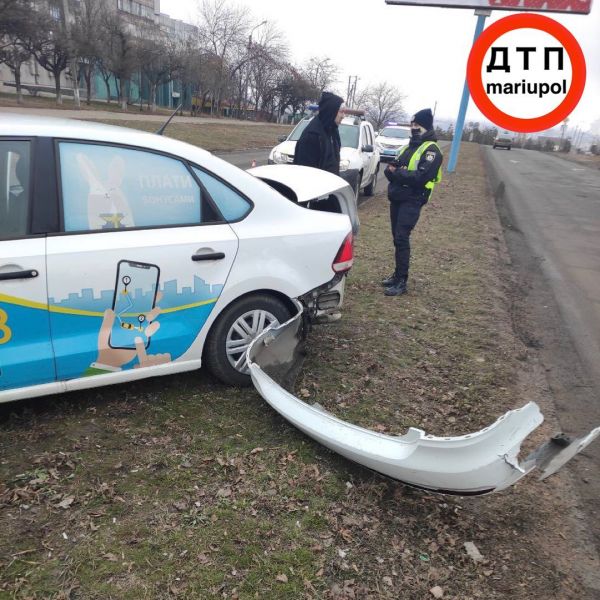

{"left": 203, "top": 294, "right": 292, "bottom": 386}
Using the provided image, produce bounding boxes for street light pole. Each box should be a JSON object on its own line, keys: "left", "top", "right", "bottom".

{"left": 245, "top": 20, "right": 267, "bottom": 120}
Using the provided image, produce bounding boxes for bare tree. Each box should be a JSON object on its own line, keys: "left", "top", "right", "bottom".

{"left": 137, "top": 29, "right": 181, "bottom": 112}
{"left": 197, "top": 0, "right": 249, "bottom": 115}
{"left": 99, "top": 12, "right": 138, "bottom": 110}
{"left": 28, "top": 7, "right": 71, "bottom": 104}
{"left": 275, "top": 66, "right": 318, "bottom": 123}
{"left": 303, "top": 56, "right": 338, "bottom": 95}
{"left": 364, "top": 82, "right": 405, "bottom": 131}
{"left": 0, "top": 0, "right": 31, "bottom": 103}
{"left": 71, "top": 0, "right": 107, "bottom": 105}
{"left": 247, "top": 21, "right": 287, "bottom": 120}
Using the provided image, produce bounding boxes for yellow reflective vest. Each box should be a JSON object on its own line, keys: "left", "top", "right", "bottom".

{"left": 396, "top": 141, "right": 443, "bottom": 194}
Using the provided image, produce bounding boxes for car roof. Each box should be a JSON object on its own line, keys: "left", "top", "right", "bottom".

{"left": 0, "top": 113, "right": 214, "bottom": 161}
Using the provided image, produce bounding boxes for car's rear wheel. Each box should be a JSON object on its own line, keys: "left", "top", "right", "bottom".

{"left": 203, "top": 294, "right": 292, "bottom": 386}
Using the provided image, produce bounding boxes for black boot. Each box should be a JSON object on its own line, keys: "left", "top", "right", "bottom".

{"left": 384, "top": 278, "right": 407, "bottom": 296}
{"left": 381, "top": 273, "right": 400, "bottom": 287}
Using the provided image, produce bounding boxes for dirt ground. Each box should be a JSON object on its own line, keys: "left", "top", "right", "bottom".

{"left": 1, "top": 143, "right": 599, "bottom": 599}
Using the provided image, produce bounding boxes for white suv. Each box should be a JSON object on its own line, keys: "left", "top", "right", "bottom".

{"left": 269, "top": 112, "right": 380, "bottom": 199}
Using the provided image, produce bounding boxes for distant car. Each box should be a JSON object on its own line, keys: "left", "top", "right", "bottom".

{"left": 375, "top": 124, "right": 411, "bottom": 162}
{"left": 493, "top": 132, "right": 514, "bottom": 150}
{"left": 0, "top": 115, "right": 355, "bottom": 402}
{"left": 268, "top": 112, "right": 380, "bottom": 199}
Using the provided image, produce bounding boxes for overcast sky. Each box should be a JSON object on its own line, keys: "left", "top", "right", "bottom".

{"left": 160, "top": 0, "right": 600, "bottom": 133}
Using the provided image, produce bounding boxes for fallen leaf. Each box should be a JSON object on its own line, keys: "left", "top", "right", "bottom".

{"left": 56, "top": 496, "right": 74, "bottom": 509}
{"left": 250, "top": 447, "right": 264, "bottom": 454}
{"left": 382, "top": 576, "right": 393, "bottom": 586}
{"left": 103, "top": 553, "right": 119, "bottom": 562}
{"left": 276, "top": 573, "right": 288, "bottom": 583}
{"left": 464, "top": 541, "right": 484, "bottom": 563}
{"left": 430, "top": 586, "right": 444, "bottom": 598}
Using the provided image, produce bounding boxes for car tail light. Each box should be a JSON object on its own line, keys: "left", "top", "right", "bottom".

{"left": 332, "top": 232, "right": 353, "bottom": 273}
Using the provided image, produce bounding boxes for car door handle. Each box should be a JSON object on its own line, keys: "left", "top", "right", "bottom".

{"left": 191, "top": 252, "right": 225, "bottom": 261}
{"left": 0, "top": 269, "right": 39, "bottom": 281}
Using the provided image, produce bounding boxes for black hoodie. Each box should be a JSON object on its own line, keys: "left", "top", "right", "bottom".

{"left": 293, "top": 92, "right": 343, "bottom": 175}
{"left": 384, "top": 128, "right": 443, "bottom": 204}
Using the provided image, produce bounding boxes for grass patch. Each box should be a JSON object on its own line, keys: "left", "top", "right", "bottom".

{"left": 84, "top": 120, "right": 291, "bottom": 152}
{"left": 0, "top": 144, "right": 591, "bottom": 599}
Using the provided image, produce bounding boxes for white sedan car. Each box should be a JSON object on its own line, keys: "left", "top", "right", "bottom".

{"left": 375, "top": 124, "right": 411, "bottom": 162}
{"left": 0, "top": 115, "right": 354, "bottom": 403}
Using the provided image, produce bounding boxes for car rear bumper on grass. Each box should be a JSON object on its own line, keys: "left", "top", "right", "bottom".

{"left": 247, "top": 305, "right": 600, "bottom": 495}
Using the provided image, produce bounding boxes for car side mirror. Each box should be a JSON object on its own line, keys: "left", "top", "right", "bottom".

{"left": 278, "top": 135, "right": 287, "bottom": 142}
{"left": 362, "top": 144, "right": 374, "bottom": 153}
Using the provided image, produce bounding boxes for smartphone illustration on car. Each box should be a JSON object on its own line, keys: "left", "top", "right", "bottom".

{"left": 109, "top": 260, "right": 160, "bottom": 350}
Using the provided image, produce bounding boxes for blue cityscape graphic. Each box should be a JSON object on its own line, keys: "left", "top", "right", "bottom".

{"left": 49, "top": 276, "right": 223, "bottom": 312}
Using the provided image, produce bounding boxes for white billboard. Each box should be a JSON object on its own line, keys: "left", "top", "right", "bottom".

{"left": 385, "top": 0, "right": 592, "bottom": 15}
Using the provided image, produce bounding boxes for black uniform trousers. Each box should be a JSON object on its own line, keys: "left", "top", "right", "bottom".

{"left": 390, "top": 197, "right": 425, "bottom": 281}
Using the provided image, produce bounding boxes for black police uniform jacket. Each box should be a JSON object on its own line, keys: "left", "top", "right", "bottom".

{"left": 293, "top": 98, "right": 342, "bottom": 175}
{"left": 384, "top": 128, "right": 443, "bottom": 204}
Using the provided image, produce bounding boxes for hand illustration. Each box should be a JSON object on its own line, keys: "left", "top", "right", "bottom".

{"left": 95, "top": 292, "right": 170, "bottom": 369}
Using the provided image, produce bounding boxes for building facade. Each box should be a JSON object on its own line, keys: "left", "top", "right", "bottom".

{"left": 0, "top": 0, "right": 197, "bottom": 108}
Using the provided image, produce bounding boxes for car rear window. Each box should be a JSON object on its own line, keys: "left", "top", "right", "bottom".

{"left": 192, "top": 168, "right": 251, "bottom": 222}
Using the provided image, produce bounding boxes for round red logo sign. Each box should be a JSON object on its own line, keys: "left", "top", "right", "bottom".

{"left": 466, "top": 13, "right": 586, "bottom": 133}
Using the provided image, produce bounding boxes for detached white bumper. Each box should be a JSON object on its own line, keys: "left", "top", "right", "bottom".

{"left": 247, "top": 304, "right": 600, "bottom": 496}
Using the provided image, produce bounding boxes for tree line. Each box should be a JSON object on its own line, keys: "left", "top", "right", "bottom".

{"left": 0, "top": 0, "right": 406, "bottom": 124}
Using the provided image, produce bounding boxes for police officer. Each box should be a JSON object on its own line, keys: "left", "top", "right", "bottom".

{"left": 382, "top": 108, "right": 443, "bottom": 296}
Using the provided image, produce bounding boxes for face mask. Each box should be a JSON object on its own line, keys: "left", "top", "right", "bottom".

{"left": 411, "top": 127, "right": 422, "bottom": 137}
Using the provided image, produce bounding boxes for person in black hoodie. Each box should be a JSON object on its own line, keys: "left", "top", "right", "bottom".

{"left": 293, "top": 92, "right": 345, "bottom": 175}
{"left": 382, "top": 108, "right": 443, "bottom": 296}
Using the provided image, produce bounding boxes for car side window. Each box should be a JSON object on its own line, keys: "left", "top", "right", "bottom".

{"left": 0, "top": 140, "right": 30, "bottom": 240}
{"left": 192, "top": 167, "right": 251, "bottom": 222}
{"left": 58, "top": 142, "right": 203, "bottom": 232}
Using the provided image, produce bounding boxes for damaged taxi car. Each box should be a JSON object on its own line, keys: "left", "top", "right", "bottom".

{"left": 247, "top": 305, "right": 600, "bottom": 496}
{"left": 0, "top": 115, "right": 355, "bottom": 402}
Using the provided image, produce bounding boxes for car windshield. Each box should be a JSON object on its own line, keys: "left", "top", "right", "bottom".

{"left": 287, "top": 119, "right": 359, "bottom": 149}
{"left": 288, "top": 119, "right": 310, "bottom": 141}
{"left": 380, "top": 128, "right": 410, "bottom": 139}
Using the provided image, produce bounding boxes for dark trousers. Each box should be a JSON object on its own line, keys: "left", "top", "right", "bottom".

{"left": 390, "top": 199, "right": 424, "bottom": 280}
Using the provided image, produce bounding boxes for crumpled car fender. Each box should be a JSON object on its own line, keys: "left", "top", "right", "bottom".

{"left": 247, "top": 303, "right": 600, "bottom": 496}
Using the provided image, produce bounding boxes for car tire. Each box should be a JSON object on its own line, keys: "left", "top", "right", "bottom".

{"left": 507, "top": 146, "right": 511, "bottom": 150}
{"left": 493, "top": 145, "right": 497, "bottom": 149}
{"left": 364, "top": 165, "right": 378, "bottom": 196}
{"left": 203, "top": 293, "right": 292, "bottom": 387}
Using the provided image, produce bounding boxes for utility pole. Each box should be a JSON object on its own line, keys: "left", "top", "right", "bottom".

{"left": 61, "top": 0, "right": 80, "bottom": 109}
{"left": 346, "top": 75, "right": 358, "bottom": 108}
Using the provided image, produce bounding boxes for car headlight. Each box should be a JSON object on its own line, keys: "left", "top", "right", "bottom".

{"left": 272, "top": 151, "right": 286, "bottom": 164}
{"left": 339, "top": 159, "right": 350, "bottom": 172}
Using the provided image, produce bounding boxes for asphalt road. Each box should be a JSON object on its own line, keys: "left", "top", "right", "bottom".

{"left": 485, "top": 147, "right": 600, "bottom": 394}
{"left": 485, "top": 146, "right": 600, "bottom": 560}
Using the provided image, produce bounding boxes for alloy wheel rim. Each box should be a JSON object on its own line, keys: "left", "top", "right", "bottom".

{"left": 226, "top": 309, "right": 280, "bottom": 374}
